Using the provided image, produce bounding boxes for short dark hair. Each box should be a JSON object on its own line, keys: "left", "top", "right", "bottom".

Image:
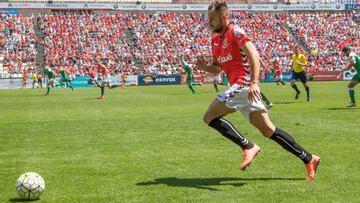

{"left": 342, "top": 46, "right": 351, "bottom": 53}
{"left": 208, "top": 0, "right": 228, "bottom": 12}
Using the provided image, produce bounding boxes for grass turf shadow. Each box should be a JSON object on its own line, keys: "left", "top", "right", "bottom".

{"left": 136, "top": 177, "right": 304, "bottom": 191}
{"left": 8, "top": 198, "right": 40, "bottom": 202}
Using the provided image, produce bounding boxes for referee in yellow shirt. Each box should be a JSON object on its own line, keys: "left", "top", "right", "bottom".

{"left": 291, "top": 47, "right": 311, "bottom": 102}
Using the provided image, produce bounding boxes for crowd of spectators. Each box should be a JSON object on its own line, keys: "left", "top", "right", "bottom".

{"left": 38, "top": 12, "right": 139, "bottom": 77}
{"left": 1, "top": 11, "right": 359, "bottom": 78}
{"left": 0, "top": 14, "right": 38, "bottom": 77}
{"left": 284, "top": 11, "right": 360, "bottom": 71}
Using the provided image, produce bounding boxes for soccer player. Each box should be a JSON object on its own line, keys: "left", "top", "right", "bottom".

{"left": 58, "top": 67, "right": 74, "bottom": 91}
{"left": 196, "top": 0, "right": 319, "bottom": 181}
{"left": 181, "top": 58, "right": 203, "bottom": 94}
{"left": 37, "top": 72, "right": 43, "bottom": 88}
{"left": 291, "top": 47, "right": 311, "bottom": 101}
{"left": 341, "top": 46, "right": 360, "bottom": 108}
{"left": 21, "top": 68, "right": 28, "bottom": 89}
{"left": 121, "top": 71, "right": 128, "bottom": 89}
{"left": 96, "top": 61, "right": 112, "bottom": 99}
{"left": 273, "top": 59, "right": 286, "bottom": 87}
{"left": 32, "top": 71, "right": 38, "bottom": 89}
{"left": 44, "top": 66, "right": 56, "bottom": 96}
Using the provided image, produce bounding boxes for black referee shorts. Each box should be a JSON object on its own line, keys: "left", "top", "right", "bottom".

{"left": 291, "top": 71, "right": 307, "bottom": 83}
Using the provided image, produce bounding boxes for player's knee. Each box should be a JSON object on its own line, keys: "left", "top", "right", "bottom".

{"left": 203, "top": 112, "right": 215, "bottom": 125}
{"left": 262, "top": 127, "right": 275, "bottom": 138}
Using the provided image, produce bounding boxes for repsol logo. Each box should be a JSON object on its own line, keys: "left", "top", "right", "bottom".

{"left": 155, "top": 78, "right": 176, "bottom": 82}
{"left": 218, "top": 54, "right": 233, "bottom": 64}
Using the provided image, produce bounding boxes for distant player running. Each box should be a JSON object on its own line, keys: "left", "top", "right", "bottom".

{"left": 96, "top": 61, "right": 112, "bottom": 99}
{"left": 291, "top": 47, "right": 311, "bottom": 102}
{"left": 21, "top": 69, "right": 28, "bottom": 89}
{"left": 44, "top": 66, "right": 56, "bottom": 96}
{"left": 273, "top": 59, "right": 286, "bottom": 87}
{"left": 58, "top": 67, "right": 74, "bottom": 91}
{"left": 121, "top": 72, "right": 128, "bottom": 89}
{"left": 341, "top": 46, "right": 360, "bottom": 108}
{"left": 181, "top": 58, "right": 203, "bottom": 94}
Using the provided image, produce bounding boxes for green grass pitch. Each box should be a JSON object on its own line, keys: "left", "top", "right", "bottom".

{"left": 1, "top": 81, "right": 360, "bottom": 202}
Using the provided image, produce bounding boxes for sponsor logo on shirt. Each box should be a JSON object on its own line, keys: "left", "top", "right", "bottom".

{"left": 218, "top": 54, "right": 233, "bottom": 64}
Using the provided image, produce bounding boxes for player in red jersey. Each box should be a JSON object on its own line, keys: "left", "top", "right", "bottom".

{"left": 21, "top": 68, "right": 29, "bottom": 88}
{"left": 96, "top": 61, "right": 112, "bottom": 99}
{"left": 196, "top": 0, "right": 319, "bottom": 181}
{"left": 273, "top": 59, "right": 286, "bottom": 87}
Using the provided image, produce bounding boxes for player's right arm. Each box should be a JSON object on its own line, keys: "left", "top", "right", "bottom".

{"left": 196, "top": 56, "right": 222, "bottom": 74}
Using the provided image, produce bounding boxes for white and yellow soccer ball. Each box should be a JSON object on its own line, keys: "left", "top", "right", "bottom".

{"left": 16, "top": 172, "right": 45, "bottom": 200}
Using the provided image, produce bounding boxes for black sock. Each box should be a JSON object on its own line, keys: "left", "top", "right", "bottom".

{"left": 291, "top": 84, "right": 301, "bottom": 94}
{"left": 270, "top": 128, "right": 312, "bottom": 164}
{"left": 209, "top": 117, "right": 254, "bottom": 150}
{"left": 214, "top": 83, "right": 218, "bottom": 92}
{"left": 305, "top": 86, "right": 310, "bottom": 98}
{"left": 281, "top": 81, "right": 286, "bottom": 86}
{"left": 101, "top": 87, "right": 104, "bottom": 96}
{"left": 260, "top": 92, "right": 271, "bottom": 105}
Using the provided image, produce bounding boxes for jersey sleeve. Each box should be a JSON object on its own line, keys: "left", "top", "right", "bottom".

{"left": 232, "top": 27, "right": 250, "bottom": 48}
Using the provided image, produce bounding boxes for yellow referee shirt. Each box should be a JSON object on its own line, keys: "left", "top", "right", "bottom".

{"left": 292, "top": 54, "right": 307, "bottom": 73}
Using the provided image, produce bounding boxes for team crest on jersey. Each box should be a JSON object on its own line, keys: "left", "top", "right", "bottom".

{"left": 223, "top": 38, "right": 229, "bottom": 48}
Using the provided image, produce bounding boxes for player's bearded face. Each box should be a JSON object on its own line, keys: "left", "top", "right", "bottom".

{"left": 208, "top": 11, "right": 223, "bottom": 33}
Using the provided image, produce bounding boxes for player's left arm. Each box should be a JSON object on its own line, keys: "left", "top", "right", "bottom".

{"left": 241, "top": 41, "right": 261, "bottom": 102}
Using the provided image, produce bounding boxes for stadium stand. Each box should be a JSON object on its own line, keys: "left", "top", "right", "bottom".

{"left": 284, "top": 11, "right": 360, "bottom": 71}
{"left": 1, "top": 10, "right": 359, "bottom": 76}
{"left": 0, "top": 14, "right": 38, "bottom": 78}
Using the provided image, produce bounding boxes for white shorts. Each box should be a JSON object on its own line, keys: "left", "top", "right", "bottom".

{"left": 213, "top": 75, "right": 221, "bottom": 82}
{"left": 216, "top": 83, "right": 267, "bottom": 121}
{"left": 98, "top": 75, "right": 111, "bottom": 85}
{"left": 275, "top": 75, "right": 283, "bottom": 81}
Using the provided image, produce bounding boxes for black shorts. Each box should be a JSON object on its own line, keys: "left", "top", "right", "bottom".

{"left": 291, "top": 71, "right": 307, "bottom": 83}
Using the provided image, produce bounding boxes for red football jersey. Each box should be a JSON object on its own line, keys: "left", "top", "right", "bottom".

{"left": 97, "top": 64, "right": 109, "bottom": 76}
{"left": 211, "top": 24, "right": 251, "bottom": 86}
{"left": 274, "top": 62, "right": 282, "bottom": 76}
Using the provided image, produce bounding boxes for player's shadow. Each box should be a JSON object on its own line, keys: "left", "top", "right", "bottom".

{"left": 273, "top": 101, "right": 303, "bottom": 105}
{"left": 136, "top": 177, "right": 304, "bottom": 191}
{"left": 325, "top": 107, "right": 360, "bottom": 110}
{"left": 8, "top": 198, "right": 39, "bottom": 202}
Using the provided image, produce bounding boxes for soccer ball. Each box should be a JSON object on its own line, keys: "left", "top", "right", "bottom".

{"left": 16, "top": 172, "right": 45, "bottom": 200}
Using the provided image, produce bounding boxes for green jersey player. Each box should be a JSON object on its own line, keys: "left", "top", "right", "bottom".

{"left": 181, "top": 58, "right": 203, "bottom": 94}
{"left": 341, "top": 46, "right": 360, "bottom": 108}
{"left": 58, "top": 68, "right": 74, "bottom": 91}
{"left": 44, "top": 66, "right": 56, "bottom": 96}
